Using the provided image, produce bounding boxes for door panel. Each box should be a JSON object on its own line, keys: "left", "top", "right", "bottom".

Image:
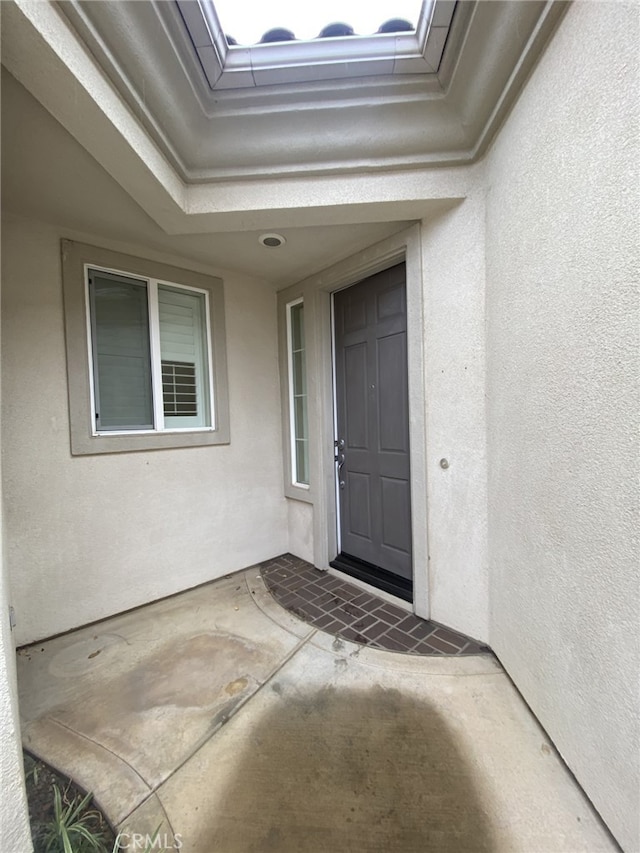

{"left": 347, "top": 472, "right": 372, "bottom": 539}
{"left": 344, "top": 343, "right": 368, "bottom": 448}
{"left": 381, "top": 476, "right": 412, "bottom": 553}
{"left": 333, "top": 263, "right": 412, "bottom": 585}
{"left": 377, "top": 333, "right": 409, "bottom": 452}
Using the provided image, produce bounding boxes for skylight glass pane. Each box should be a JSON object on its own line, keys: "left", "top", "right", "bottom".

{"left": 213, "top": 0, "right": 422, "bottom": 45}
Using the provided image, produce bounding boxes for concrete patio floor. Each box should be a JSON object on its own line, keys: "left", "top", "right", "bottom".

{"left": 17, "top": 567, "right": 618, "bottom": 852}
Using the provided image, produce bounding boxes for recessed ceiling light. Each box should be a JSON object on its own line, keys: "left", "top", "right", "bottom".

{"left": 259, "top": 233, "right": 286, "bottom": 248}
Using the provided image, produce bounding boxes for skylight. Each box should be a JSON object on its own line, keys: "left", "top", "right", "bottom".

{"left": 213, "top": 0, "right": 422, "bottom": 45}
{"left": 176, "top": 0, "right": 456, "bottom": 92}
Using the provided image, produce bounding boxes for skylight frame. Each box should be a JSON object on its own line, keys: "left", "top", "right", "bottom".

{"left": 176, "top": 0, "right": 456, "bottom": 91}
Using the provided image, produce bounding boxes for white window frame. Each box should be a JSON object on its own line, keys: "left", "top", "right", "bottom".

{"left": 286, "top": 298, "right": 309, "bottom": 489}
{"left": 85, "top": 265, "right": 217, "bottom": 436}
{"left": 62, "top": 240, "right": 230, "bottom": 455}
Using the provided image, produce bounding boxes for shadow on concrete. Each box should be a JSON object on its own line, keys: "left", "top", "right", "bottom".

{"left": 203, "top": 684, "right": 497, "bottom": 852}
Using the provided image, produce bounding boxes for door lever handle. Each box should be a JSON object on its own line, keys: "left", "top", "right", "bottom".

{"left": 337, "top": 452, "right": 345, "bottom": 471}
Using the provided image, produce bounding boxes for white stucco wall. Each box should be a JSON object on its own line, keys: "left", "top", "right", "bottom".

{"left": 287, "top": 499, "right": 314, "bottom": 564}
{"left": 420, "top": 190, "right": 489, "bottom": 641}
{"left": 0, "top": 274, "right": 33, "bottom": 851}
{"left": 0, "top": 539, "right": 32, "bottom": 852}
{"left": 485, "top": 3, "right": 639, "bottom": 850}
{"left": 2, "top": 214, "right": 288, "bottom": 646}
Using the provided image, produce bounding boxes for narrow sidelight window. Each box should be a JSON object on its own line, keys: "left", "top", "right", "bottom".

{"left": 287, "top": 299, "right": 309, "bottom": 486}
{"left": 87, "top": 268, "right": 214, "bottom": 434}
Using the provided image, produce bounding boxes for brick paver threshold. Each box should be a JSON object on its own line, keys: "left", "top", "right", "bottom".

{"left": 261, "top": 554, "right": 489, "bottom": 656}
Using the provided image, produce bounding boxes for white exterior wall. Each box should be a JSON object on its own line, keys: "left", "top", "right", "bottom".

{"left": 2, "top": 214, "right": 288, "bottom": 646}
{"left": 420, "top": 189, "right": 488, "bottom": 641}
{"left": 0, "top": 267, "right": 33, "bottom": 850}
{"left": 484, "top": 3, "right": 639, "bottom": 850}
{"left": 0, "top": 521, "right": 32, "bottom": 852}
{"left": 287, "top": 499, "right": 314, "bottom": 564}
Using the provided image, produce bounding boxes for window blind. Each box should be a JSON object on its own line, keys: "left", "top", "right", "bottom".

{"left": 158, "top": 285, "right": 211, "bottom": 428}
{"left": 89, "top": 271, "right": 154, "bottom": 430}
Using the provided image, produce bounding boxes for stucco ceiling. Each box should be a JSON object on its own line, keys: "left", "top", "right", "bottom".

{"left": 1, "top": 72, "right": 411, "bottom": 287}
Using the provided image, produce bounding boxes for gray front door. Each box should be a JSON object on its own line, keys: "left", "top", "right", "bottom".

{"left": 333, "top": 263, "right": 412, "bottom": 593}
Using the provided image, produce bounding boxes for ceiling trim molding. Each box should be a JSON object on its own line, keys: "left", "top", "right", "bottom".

{"left": 56, "top": 0, "right": 191, "bottom": 179}
{"left": 468, "top": 0, "right": 570, "bottom": 163}
{"left": 5, "top": 0, "right": 569, "bottom": 190}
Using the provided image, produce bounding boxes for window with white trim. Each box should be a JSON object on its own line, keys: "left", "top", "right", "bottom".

{"left": 87, "top": 268, "right": 214, "bottom": 433}
{"left": 286, "top": 299, "right": 309, "bottom": 486}
{"left": 62, "top": 240, "right": 230, "bottom": 455}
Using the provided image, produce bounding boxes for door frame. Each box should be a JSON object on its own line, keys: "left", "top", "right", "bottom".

{"left": 278, "top": 224, "right": 429, "bottom": 618}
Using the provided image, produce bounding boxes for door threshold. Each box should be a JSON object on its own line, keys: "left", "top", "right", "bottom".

{"left": 327, "top": 566, "right": 414, "bottom": 612}
{"left": 329, "top": 553, "right": 413, "bottom": 603}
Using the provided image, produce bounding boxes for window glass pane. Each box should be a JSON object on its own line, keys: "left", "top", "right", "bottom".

{"left": 291, "top": 303, "right": 305, "bottom": 350}
{"left": 213, "top": 0, "right": 420, "bottom": 44}
{"left": 288, "top": 301, "right": 309, "bottom": 485}
{"left": 294, "top": 395, "right": 308, "bottom": 441}
{"left": 158, "top": 285, "right": 211, "bottom": 428}
{"left": 292, "top": 350, "right": 307, "bottom": 396}
{"left": 162, "top": 362, "right": 197, "bottom": 416}
{"left": 296, "top": 439, "right": 309, "bottom": 485}
{"left": 89, "top": 271, "right": 153, "bottom": 430}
